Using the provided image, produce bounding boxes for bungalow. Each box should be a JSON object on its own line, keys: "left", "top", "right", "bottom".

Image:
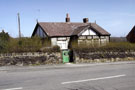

{"left": 126, "top": 26, "right": 135, "bottom": 43}
{"left": 32, "top": 14, "right": 111, "bottom": 50}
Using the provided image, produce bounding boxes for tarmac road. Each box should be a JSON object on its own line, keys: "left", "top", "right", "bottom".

{"left": 0, "top": 61, "right": 135, "bottom": 90}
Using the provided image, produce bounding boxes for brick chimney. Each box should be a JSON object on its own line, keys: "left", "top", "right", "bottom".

{"left": 83, "top": 18, "right": 89, "bottom": 23}
{"left": 66, "top": 13, "right": 70, "bottom": 22}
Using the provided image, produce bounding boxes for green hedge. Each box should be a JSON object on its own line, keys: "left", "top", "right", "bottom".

{"left": 0, "top": 36, "right": 60, "bottom": 53}
{"left": 72, "top": 42, "right": 135, "bottom": 52}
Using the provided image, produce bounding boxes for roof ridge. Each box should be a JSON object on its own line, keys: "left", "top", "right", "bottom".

{"left": 71, "top": 25, "right": 91, "bottom": 36}
{"left": 38, "top": 22, "right": 91, "bottom": 24}
{"left": 34, "top": 22, "right": 110, "bottom": 37}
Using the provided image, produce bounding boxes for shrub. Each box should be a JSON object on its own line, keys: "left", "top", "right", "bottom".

{"left": 52, "top": 45, "right": 60, "bottom": 52}
{"left": 40, "top": 45, "right": 60, "bottom": 53}
{"left": 6, "top": 37, "right": 43, "bottom": 53}
{"left": 0, "top": 36, "right": 60, "bottom": 53}
{"left": 0, "top": 30, "right": 10, "bottom": 53}
{"left": 72, "top": 42, "right": 135, "bottom": 53}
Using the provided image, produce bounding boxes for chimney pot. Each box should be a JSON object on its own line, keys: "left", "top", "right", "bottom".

{"left": 83, "top": 18, "right": 89, "bottom": 23}
{"left": 66, "top": 13, "right": 70, "bottom": 22}
{"left": 66, "top": 13, "right": 69, "bottom": 18}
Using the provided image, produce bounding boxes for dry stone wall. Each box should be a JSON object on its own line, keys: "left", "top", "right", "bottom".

{"left": 1, "top": 51, "right": 135, "bottom": 66}
{"left": 0, "top": 52, "right": 62, "bottom": 66}
{"left": 74, "top": 51, "right": 135, "bottom": 63}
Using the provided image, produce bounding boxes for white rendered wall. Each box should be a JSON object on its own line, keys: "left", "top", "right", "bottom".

{"left": 51, "top": 38, "right": 57, "bottom": 46}
{"left": 82, "top": 29, "right": 96, "bottom": 35}
{"left": 51, "top": 37, "right": 70, "bottom": 50}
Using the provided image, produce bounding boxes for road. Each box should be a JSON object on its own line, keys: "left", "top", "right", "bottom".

{"left": 0, "top": 61, "right": 135, "bottom": 90}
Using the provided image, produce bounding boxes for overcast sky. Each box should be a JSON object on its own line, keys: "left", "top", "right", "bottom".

{"left": 0, "top": 0, "right": 134, "bottom": 37}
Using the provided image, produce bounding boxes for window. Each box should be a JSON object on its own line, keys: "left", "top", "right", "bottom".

{"left": 100, "top": 36, "right": 105, "bottom": 39}
{"left": 79, "top": 36, "right": 86, "bottom": 40}
{"left": 93, "top": 36, "right": 99, "bottom": 39}
{"left": 87, "top": 36, "right": 92, "bottom": 39}
{"left": 57, "top": 37, "right": 67, "bottom": 41}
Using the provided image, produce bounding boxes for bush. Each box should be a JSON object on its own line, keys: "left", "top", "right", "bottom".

{"left": 0, "top": 36, "right": 60, "bottom": 53}
{"left": 52, "top": 45, "right": 60, "bottom": 52}
{"left": 40, "top": 45, "right": 60, "bottom": 53}
{"left": 0, "top": 30, "right": 10, "bottom": 53}
{"left": 72, "top": 42, "right": 135, "bottom": 53}
{"left": 6, "top": 37, "right": 43, "bottom": 53}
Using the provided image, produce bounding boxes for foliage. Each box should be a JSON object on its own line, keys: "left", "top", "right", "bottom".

{"left": 40, "top": 45, "right": 60, "bottom": 52}
{"left": 0, "top": 34, "right": 60, "bottom": 53}
{"left": 72, "top": 42, "right": 135, "bottom": 53}
{"left": 7, "top": 37, "right": 43, "bottom": 53}
{"left": 0, "top": 30, "right": 10, "bottom": 41}
{"left": 1, "top": 31, "right": 133, "bottom": 53}
{"left": 52, "top": 45, "right": 60, "bottom": 52}
{"left": 0, "top": 30, "right": 10, "bottom": 52}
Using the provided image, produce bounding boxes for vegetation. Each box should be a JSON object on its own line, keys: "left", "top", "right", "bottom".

{"left": 72, "top": 41, "right": 135, "bottom": 52}
{"left": 0, "top": 30, "right": 134, "bottom": 53}
{"left": 0, "top": 31, "right": 60, "bottom": 53}
{"left": 7, "top": 37, "right": 43, "bottom": 53}
{"left": 0, "top": 30, "right": 10, "bottom": 52}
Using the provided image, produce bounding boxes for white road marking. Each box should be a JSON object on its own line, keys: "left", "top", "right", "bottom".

{"left": 2, "top": 87, "right": 23, "bottom": 90}
{"left": 61, "top": 74, "right": 126, "bottom": 84}
{"left": 0, "top": 69, "right": 6, "bottom": 71}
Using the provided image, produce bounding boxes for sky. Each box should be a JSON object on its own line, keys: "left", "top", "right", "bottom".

{"left": 0, "top": 0, "right": 135, "bottom": 37}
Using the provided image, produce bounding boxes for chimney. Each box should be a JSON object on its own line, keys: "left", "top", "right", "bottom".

{"left": 66, "top": 13, "right": 70, "bottom": 22}
{"left": 83, "top": 18, "right": 89, "bottom": 23}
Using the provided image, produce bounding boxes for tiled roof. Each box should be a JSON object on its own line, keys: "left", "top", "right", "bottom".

{"left": 35, "top": 22, "right": 110, "bottom": 37}
{"left": 90, "top": 23, "right": 110, "bottom": 35}
{"left": 72, "top": 25, "right": 90, "bottom": 35}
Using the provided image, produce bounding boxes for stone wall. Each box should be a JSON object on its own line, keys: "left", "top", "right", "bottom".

{"left": 1, "top": 51, "right": 135, "bottom": 66}
{"left": 0, "top": 52, "right": 62, "bottom": 66}
{"left": 74, "top": 51, "right": 135, "bottom": 63}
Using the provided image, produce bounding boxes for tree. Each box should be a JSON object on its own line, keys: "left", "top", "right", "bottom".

{"left": 0, "top": 30, "right": 10, "bottom": 41}
{"left": 0, "top": 30, "right": 10, "bottom": 52}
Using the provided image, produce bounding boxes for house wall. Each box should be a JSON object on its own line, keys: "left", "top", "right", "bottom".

{"left": 82, "top": 29, "right": 96, "bottom": 35}
{"left": 126, "top": 26, "right": 135, "bottom": 43}
{"left": 78, "top": 29, "right": 109, "bottom": 45}
{"left": 34, "top": 26, "right": 70, "bottom": 50}
{"left": 33, "top": 27, "right": 109, "bottom": 49}
{"left": 35, "top": 26, "right": 47, "bottom": 38}
{"left": 78, "top": 36, "right": 110, "bottom": 46}
{"left": 100, "top": 36, "right": 110, "bottom": 45}
{"left": 51, "top": 37, "right": 70, "bottom": 50}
